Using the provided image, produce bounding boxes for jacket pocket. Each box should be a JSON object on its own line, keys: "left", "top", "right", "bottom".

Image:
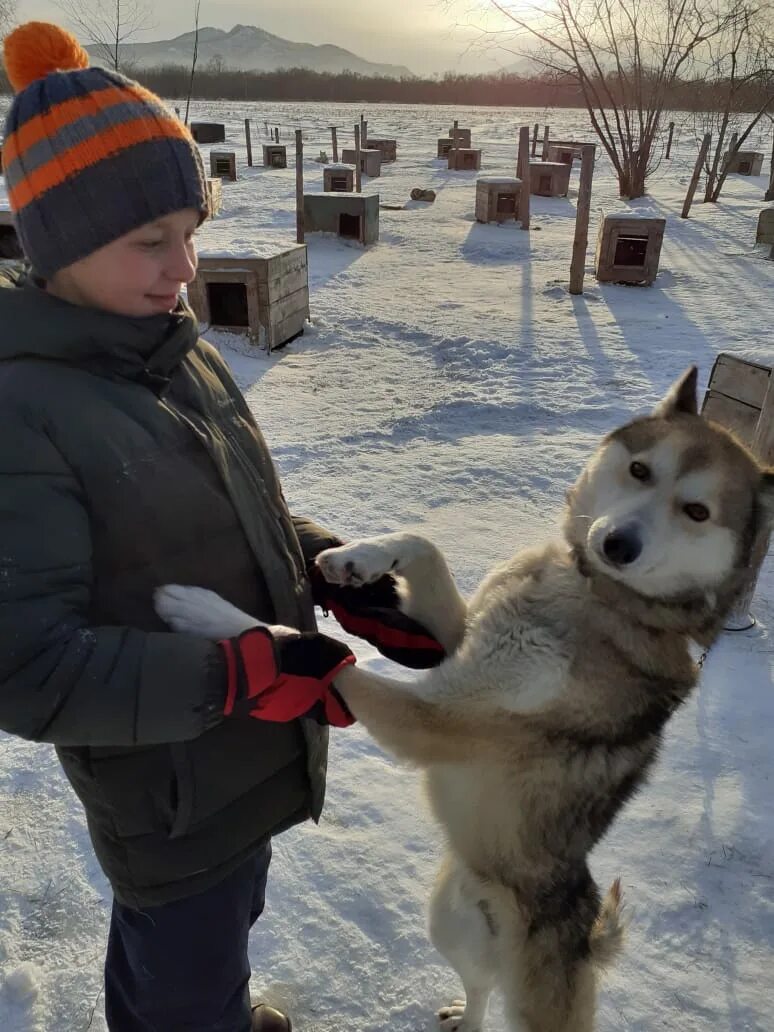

{"left": 88, "top": 745, "right": 181, "bottom": 839}
{"left": 167, "top": 742, "right": 195, "bottom": 839}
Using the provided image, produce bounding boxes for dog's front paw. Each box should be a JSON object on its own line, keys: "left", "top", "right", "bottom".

{"left": 438, "top": 1001, "right": 479, "bottom": 1032}
{"left": 316, "top": 539, "right": 401, "bottom": 587}
{"left": 154, "top": 585, "right": 259, "bottom": 640}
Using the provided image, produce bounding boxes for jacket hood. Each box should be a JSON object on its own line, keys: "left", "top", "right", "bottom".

{"left": 0, "top": 272, "right": 199, "bottom": 391}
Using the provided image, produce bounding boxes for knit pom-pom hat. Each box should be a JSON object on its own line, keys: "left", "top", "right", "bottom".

{"left": 2, "top": 21, "right": 207, "bottom": 278}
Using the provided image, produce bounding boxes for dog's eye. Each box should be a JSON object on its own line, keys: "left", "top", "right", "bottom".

{"left": 684, "top": 503, "right": 710, "bottom": 522}
{"left": 629, "top": 461, "right": 650, "bottom": 481}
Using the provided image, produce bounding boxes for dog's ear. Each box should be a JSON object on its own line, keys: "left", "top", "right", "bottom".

{"left": 653, "top": 366, "right": 699, "bottom": 418}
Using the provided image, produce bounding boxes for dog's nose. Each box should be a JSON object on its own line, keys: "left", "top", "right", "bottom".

{"left": 603, "top": 527, "right": 642, "bottom": 566}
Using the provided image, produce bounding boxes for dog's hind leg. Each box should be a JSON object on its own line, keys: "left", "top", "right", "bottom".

{"left": 429, "top": 858, "right": 497, "bottom": 1032}
{"left": 501, "top": 932, "right": 597, "bottom": 1032}
{"left": 316, "top": 533, "right": 468, "bottom": 654}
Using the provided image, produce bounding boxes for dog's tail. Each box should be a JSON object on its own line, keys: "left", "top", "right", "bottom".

{"left": 589, "top": 878, "right": 626, "bottom": 968}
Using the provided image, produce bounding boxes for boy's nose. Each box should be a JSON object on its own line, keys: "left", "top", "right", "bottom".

{"left": 166, "top": 243, "right": 197, "bottom": 284}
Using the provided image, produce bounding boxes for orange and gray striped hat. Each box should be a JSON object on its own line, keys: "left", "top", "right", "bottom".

{"left": 2, "top": 21, "right": 208, "bottom": 279}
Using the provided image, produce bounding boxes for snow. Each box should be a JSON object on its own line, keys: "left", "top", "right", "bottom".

{"left": 1, "top": 100, "right": 773, "bottom": 1031}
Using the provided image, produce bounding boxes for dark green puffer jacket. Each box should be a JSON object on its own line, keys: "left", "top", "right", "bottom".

{"left": 0, "top": 272, "right": 334, "bottom": 907}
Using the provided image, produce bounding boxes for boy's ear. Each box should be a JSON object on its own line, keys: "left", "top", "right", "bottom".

{"left": 653, "top": 366, "right": 699, "bottom": 418}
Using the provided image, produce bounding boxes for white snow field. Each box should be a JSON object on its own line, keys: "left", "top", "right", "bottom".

{"left": 0, "top": 101, "right": 772, "bottom": 1031}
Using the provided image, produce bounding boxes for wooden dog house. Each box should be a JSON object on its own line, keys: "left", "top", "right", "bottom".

{"left": 726, "top": 150, "right": 764, "bottom": 175}
{"left": 437, "top": 138, "right": 454, "bottom": 159}
{"left": 529, "top": 161, "right": 571, "bottom": 197}
{"left": 303, "top": 193, "right": 380, "bottom": 245}
{"left": 262, "top": 144, "right": 287, "bottom": 169}
{"left": 449, "top": 127, "right": 472, "bottom": 148}
{"left": 595, "top": 215, "right": 666, "bottom": 285}
{"left": 366, "top": 138, "right": 397, "bottom": 163}
{"left": 323, "top": 165, "right": 355, "bottom": 192}
{"left": 187, "top": 247, "right": 310, "bottom": 351}
{"left": 191, "top": 122, "right": 225, "bottom": 144}
{"left": 475, "top": 177, "right": 521, "bottom": 223}
{"left": 210, "top": 151, "right": 237, "bottom": 181}
{"left": 448, "top": 148, "right": 482, "bottom": 171}
{"left": 546, "top": 141, "right": 594, "bottom": 165}
{"left": 701, "top": 353, "right": 774, "bottom": 628}
{"left": 341, "top": 148, "right": 382, "bottom": 178}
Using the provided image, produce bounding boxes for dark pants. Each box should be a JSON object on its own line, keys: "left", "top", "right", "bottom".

{"left": 104, "top": 840, "right": 272, "bottom": 1032}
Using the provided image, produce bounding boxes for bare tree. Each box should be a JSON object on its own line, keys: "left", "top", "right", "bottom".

{"left": 54, "top": 0, "right": 153, "bottom": 72}
{"left": 467, "top": 0, "right": 738, "bottom": 198}
{"left": 184, "top": 0, "right": 201, "bottom": 126}
{"left": 693, "top": 5, "right": 774, "bottom": 201}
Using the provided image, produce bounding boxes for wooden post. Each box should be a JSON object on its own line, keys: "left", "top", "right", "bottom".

{"left": 362, "top": 119, "right": 368, "bottom": 150}
{"left": 766, "top": 134, "right": 774, "bottom": 201}
{"left": 244, "top": 119, "right": 253, "bottom": 167}
{"left": 665, "top": 121, "right": 675, "bottom": 159}
{"left": 452, "top": 118, "right": 459, "bottom": 169}
{"left": 518, "top": 126, "right": 531, "bottom": 231}
{"left": 354, "top": 124, "right": 362, "bottom": 193}
{"left": 295, "top": 130, "right": 304, "bottom": 244}
{"left": 330, "top": 126, "right": 339, "bottom": 164}
{"left": 681, "top": 133, "right": 712, "bottom": 219}
{"left": 264, "top": 121, "right": 269, "bottom": 137}
{"left": 569, "top": 145, "right": 596, "bottom": 295}
{"left": 542, "top": 125, "right": 550, "bottom": 160}
{"left": 531, "top": 122, "right": 539, "bottom": 156}
{"left": 275, "top": 127, "right": 280, "bottom": 144}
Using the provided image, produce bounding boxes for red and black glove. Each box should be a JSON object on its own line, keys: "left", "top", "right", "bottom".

{"left": 219, "top": 626, "right": 356, "bottom": 727}
{"left": 308, "top": 565, "right": 446, "bottom": 670}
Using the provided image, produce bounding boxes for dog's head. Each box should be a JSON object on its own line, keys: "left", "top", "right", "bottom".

{"left": 565, "top": 367, "right": 774, "bottom": 603}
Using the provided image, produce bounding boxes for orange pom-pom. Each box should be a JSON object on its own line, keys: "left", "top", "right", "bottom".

{"left": 4, "top": 21, "right": 90, "bottom": 93}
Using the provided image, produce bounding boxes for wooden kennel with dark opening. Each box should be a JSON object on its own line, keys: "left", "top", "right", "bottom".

{"left": 302, "top": 193, "right": 380, "bottom": 245}
{"left": 595, "top": 215, "right": 666, "bottom": 285}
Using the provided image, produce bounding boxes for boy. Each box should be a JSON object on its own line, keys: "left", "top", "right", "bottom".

{"left": 0, "top": 21, "right": 442, "bottom": 1031}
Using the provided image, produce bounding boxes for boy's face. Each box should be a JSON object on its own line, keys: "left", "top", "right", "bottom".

{"left": 46, "top": 208, "right": 201, "bottom": 317}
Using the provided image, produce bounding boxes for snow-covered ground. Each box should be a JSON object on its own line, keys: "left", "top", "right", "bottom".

{"left": 1, "top": 100, "right": 772, "bottom": 1031}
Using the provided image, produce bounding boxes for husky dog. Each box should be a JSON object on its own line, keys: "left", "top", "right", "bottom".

{"left": 156, "top": 368, "right": 774, "bottom": 1032}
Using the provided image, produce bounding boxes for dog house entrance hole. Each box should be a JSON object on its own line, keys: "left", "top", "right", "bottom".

{"left": 207, "top": 281, "right": 249, "bottom": 326}
{"left": 614, "top": 234, "right": 648, "bottom": 266}
{"left": 271, "top": 153, "right": 283, "bottom": 167}
{"left": 213, "top": 157, "right": 232, "bottom": 176}
{"left": 560, "top": 150, "right": 573, "bottom": 164}
{"left": 496, "top": 192, "right": 517, "bottom": 214}
{"left": 339, "top": 213, "right": 361, "bottom": 240}
{"left": 463, "top": 153, "right": 475, "bottom": 168}
{"left": 539, "top": 174, "right": 552, "bottom": 193}
{"left": 331, "top": 175, "right": 348, "bottom": 192}
{"left": 0, "top": 225, "right": 22, "bottom": 258}
{"left": 738, "top": 160, "right": 752, "bottom": 174}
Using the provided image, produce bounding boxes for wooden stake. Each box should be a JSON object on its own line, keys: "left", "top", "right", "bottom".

{"left": 765, "top": 134, "right": 774, "bottom": 201}
{"left": 245, "top": 119, "right": 253, "bottom": 167}
{"left": 330, "top": 126, "right": 339, "bottom": 164}
{"left": 354, "top": 124, "right": 362, "bottom": 193}
{"left": 275, "top": 127, "right": 280, "bottom": 144}
{"left": 452, "top": 118, "right": 459, "bottom": 170}
{"left": 542, "top": 125, "right": 550, "bottom": 160}
{"left": 665, "top": 121, "right": 675, "bottom": 159}
{"left": 532, "top": 122, "right": 539, "bottom": 156}
{"left": 569, "top": 145, "right": 596, "bottom": 295}
{"left": 362, "top": 119, "right": 368, "bottom": 150}
{"left": 722, "top": 131, "right": 739, "bottom": 175}
{"left": 518, "top": 126, "right": 531, "bottom": 230}
{"left": 681, "top": 133, "right": 712, "bottom": 219}
{"left": 295, "top": 130, "right": 304, "bottom": 244}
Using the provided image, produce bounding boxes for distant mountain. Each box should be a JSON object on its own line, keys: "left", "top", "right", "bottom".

{"left": 86, "top": 24, "right": 414, "bottom": 78}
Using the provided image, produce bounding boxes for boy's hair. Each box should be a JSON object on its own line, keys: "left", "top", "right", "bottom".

{"left": 2, "top": 21, "right": 208, "bottom": 279}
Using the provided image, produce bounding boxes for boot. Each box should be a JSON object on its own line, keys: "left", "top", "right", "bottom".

{"left": 251, "top": 1002, "right": 292, "bottom": 1031}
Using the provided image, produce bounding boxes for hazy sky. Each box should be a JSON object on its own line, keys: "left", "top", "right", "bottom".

{"left": 18, "top": 0, "right": 519, "bottom": 75}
